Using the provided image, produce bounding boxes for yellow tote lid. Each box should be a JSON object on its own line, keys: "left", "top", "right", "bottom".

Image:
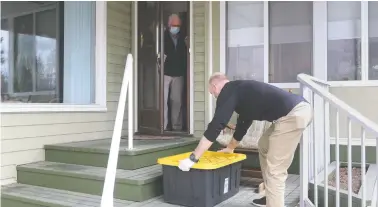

{"left": 157, "top": 151, "right": 246, "bottom": 170}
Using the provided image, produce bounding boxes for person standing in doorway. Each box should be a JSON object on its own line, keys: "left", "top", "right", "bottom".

{"left": 163, "top": 14, "right": 187, "bottom": 131}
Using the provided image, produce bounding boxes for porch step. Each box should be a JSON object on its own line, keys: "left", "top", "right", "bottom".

{"left": 17, "top": 161, "right": 163, "bottom": 202}
{"left": 44, "top": 138, "right": 198, "bottom": 170}
{"left": 1, "top": 183, "right": 135, "bottom": 207}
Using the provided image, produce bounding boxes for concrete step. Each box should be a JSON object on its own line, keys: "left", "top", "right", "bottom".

{"left": 44, "top": 138, "right": 198, "bottom": 170}
{"left": 1, "top": 183, "right": 134, "bottom": 207}
{"left": 17, "top": 161, "right": 163, "bottom": 202}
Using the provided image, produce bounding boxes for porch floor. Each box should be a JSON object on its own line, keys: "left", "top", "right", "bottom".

{"left": 2, "top": 175, "right": 300, "bottom": 207}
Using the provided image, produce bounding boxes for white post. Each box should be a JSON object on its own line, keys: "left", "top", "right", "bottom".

{"left": 323, "top": 97, "right": 328, "bottom": 206}
{"left": 101, "top": 54, "right": 133, "bottom": 207}
{"left": 335, "top": 110, "right": 340, "bottom": 207}
{"left": 361, "top": 127, "right": 366, "bottom": 207}
{"left": 323, "top": 85, "right": 330, "bottom": 206}
{"left": 312, "top": 92, "right": 318, "bottom": 207}
{"left": 128, "top": 56, "right": 134, "bottom": 150}
{"left": 300, "top": 85, "right": 310, "bottom": 207}
{"left": 347, "top": 118, "right": 352, "bottom": 207}
{"left": 376, "top": 138, "right": 378, "bottom": 207}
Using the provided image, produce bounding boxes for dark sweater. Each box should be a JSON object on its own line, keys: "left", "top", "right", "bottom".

{"left": 203, "top": 80, "right": 306, "bottom": 142}
{"left": 163, "top": 30, "right": 187, "bottom": 77}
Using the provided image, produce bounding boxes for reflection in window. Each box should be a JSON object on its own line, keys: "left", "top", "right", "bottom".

{"left": 36, "top": 9, "right": 57, "bottom": 91}
{"left": 226, "top": 2, "right": 264, "bottom": 81}
{"left": 14, "top": 14, "right": 34, "bottom": 93}
{"left": 369, "top": 1, "right": 378, "bottom": 80}
{"left": 327, "top": 1, "right": 361, "bottom": 81}
{"left": 1, "top": 19, "right": 9, "bottom": 97}
{"left": 269, "top": 1, "right": 313, "bottom": 83}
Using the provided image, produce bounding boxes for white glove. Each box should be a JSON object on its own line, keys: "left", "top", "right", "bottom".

{"left": 178, "top": 158, "right": 195, "bottom": 171}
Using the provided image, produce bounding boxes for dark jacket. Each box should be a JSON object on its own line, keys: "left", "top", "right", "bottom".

{"left": 163, "top": 30, "right": 187, "bottom": 77}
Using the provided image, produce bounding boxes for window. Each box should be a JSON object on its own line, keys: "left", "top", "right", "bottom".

{"left": 369, "top": 1, "right": 378, "bottom": 80}
{"left": 225, "top": 1, "right": 313, "bottom": 84}
{"left": 327, "top": 1, "right": 361, "bottom": 81}
{"left": 1, "top": 1, "right": 103, "bottom": 106}
{"left": 223, "top": 1, "right": 378, "bottom": 84}
{"left": 269, "top": 2, "right": 313, "bottom": 83}
{"left": 226, "top": 2, "right": 264, "bottom": 81}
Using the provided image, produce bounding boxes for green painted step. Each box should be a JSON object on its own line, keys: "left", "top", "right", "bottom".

{"left": 1, "top": 183, "right": 135, "bottom": 207}
{"left": 1, "top": 184, "right": 172, "bottom": 207}
{"left": 45, "top": 138, "right": 199, "bottom": 170}
{"left": 17, "top": 161, "right": 163, "bottom": 202}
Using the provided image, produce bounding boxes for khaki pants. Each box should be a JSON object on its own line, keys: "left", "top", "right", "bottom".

{"left": 164, "top": 75, "right": 184, "bottom": 130}
{"left": 258, "top": 101, "right": 313, "bottom": 207}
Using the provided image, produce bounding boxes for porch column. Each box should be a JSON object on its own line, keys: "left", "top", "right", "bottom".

{"left": 311, "top": 1, "right": 329, "bottom": 179}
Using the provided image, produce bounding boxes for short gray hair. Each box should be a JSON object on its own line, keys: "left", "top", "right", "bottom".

{"left": 209, "top": 72, "right": 228, "bottom": 84}
{"left": 168, "top": 13, "right": 181, "bottom": 25}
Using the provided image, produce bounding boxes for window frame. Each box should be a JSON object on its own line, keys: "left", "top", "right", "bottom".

{"left": 2, "top": 4, "right": 60, "bottom": 99}
{"left": 219, "top": 1, "right": 378, "bottom": 89}
{"left": 0, "top": 1, "right": 107, "bottom": 113}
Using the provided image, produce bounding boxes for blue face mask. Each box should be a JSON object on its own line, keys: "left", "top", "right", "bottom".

{"left": 170, "top": 27, "right": 180, "bottom": 35}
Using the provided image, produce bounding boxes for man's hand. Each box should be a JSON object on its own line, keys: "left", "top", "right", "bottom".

{"left": 178, "top": 158, "right": 195, "bottom": 171}
{"left": 185, "top": 36, "right": 189, "bottom": 47}
{"left": 218, "top": 147, "right": 234, "bottom": 154}
{"left": 226, "top": 138, "right": 239, "bottom": 150}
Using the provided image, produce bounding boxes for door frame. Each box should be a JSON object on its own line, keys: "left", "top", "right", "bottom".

{"left": 132, "top": 1, "right": 194, "bottom": 135}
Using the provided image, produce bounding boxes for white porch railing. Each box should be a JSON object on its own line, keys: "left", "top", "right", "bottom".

{"left": 100, "top": 54, "right": 134, "bottom": 207}
{"left": 298, "top": 73, "right": 378, "bottom": 207}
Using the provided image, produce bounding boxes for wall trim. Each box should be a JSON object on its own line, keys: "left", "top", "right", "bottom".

{"left": 207, "top": 1, "right": 214, "bottom": 122}
{"left": 132, "top": 1, "right": 138, "bottom": 133}
{"left": 189, "top": 1, "right": 194, "bottom": 134}
{"left": 263, "top": 1, "right": 269, "bottom": 83}
{"left": 0, "top": 104, "right": 107, "bottom": 113}
{"left": 219, "top": 1, "right": 226, "bottom": 74}
{"left": 1, "top": 1, "right": 108, "bottom": 113}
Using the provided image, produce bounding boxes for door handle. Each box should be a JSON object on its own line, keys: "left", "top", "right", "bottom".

{"left": 140, "top": 32, "right": 144, "bottom": 48}
{"left": 157, "top": 53, "right": 161, "bottom": 74}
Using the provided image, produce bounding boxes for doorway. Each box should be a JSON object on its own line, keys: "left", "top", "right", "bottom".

{"left": 137, "top": 1, "right": 191, "bottom": 136}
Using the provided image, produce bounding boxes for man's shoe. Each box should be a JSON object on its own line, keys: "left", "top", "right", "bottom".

{"left": 251, "top": 197, "right": 266, "bottom": 207}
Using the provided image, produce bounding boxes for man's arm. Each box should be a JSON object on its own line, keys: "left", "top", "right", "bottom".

{"left": 192, "top": 94, "right": 237, "bottom": 159}
{"left": 225, "top": 116, "right": 253, "bottom": 151}
{"left": 234, "top": 116, "right": 253, "bottom": 142}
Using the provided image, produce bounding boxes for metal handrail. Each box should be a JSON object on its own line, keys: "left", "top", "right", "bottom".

{"left": 101, "top": 54, "right": 134, "bottom": 207}
{"left": 297, "top": 73, "right": 378, "bottom": 207}
{"left": 297, "top": 73, "right": 378, "bottom": 135}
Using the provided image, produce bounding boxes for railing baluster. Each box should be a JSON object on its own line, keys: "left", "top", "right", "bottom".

{"left": 347, "top": 118, "right": 352, "bottom": 207}
{"left": 312, "top": 92, "right": 318, "bottom": 207}
{"left": 323, "top": 98, "right": 328, "bottom": 206}
{"left": 335, "top": 109, "right": 340, "bottom": 207}
{"left": 361, "top": 127, "right": 366, "bottom": 207}
{"left": 376, "top": 137, "right": 378, "bottom": 207}
{"left": 300, "top": 85, "right": 310, "bottom": 207}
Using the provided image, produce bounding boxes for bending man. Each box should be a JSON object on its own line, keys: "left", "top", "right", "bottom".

{"left": 178, "top": 72, "right": 313, "bottom": 207}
